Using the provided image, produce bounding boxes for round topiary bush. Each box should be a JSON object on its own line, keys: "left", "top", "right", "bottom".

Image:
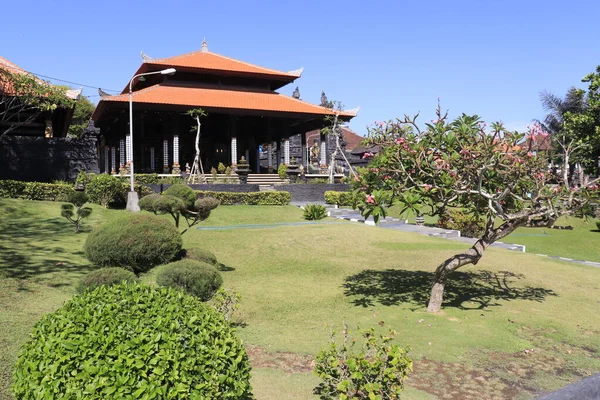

{"left": 77, "top": 267, "right": 138, "bottom": 293}
{"left": 157, "top": 259, "right": 223, "bottom": 301}
{"left": 12, "top": 284, "right": 252, "bottom": 399}
{"left": 84, "top": 214, "right": 182, "bottom": 273}
{"left": 163, "top": 184, "right": 197, "bottom": 209}
{"left": 183, "top": 247, "right": 218, "bottom": 266}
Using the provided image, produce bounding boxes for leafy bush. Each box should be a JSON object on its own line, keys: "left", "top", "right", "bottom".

{"left": 196, "top": 190, "right": 291, "bottom": 205}
{"left": 596, "top": 221, "right": 600, "bottom": 231}
{"left": 0, "top": 180, "right": 74, "bottom": 201}
{"left": 437, "top": 209, "right": 486, "bottom": 238}
{"left": 164, "top": 183, "right": 196, "bottom": 208}
{"left": 61, "top": 191, "right": 92, "bottom": 233}
{"left": 12, "top": 284, "right": 252, "bottom": 399}
{"left": 218, "top": 162, "right": 226, "bottom": 174}
{"left": 156, "top": 259, "right": 223, "bottom": 301}
{"left": 183, "top": 247, "right": 218, "bottom": 266}
{"left": 77, "top": 267, "right": 138, "bottom": 293}
{"left": 84, "top": 214, "right": 182, "bottom": 273}
{"left": 324, "top": 191, "right": 356, "bottom": 206}
{"left": 86, "top": 174, "right": 123, "bottom": 207}
{"left": 277, "top": 163, "right": 288, "bottom": 179}
{"left": 303, "top": 204, "right": 328, "bottom": 220}
{"left": 314, "top": 324, "right": 412, "bottom": 399}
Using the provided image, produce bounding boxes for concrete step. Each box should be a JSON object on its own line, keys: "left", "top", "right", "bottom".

{"left": 258, "top": 185, "right": 276, "bottom": 192}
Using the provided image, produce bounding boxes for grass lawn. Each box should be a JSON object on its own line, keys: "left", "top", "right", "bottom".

{"left": 1, "top": 198, "right": 600, "bottom": 399}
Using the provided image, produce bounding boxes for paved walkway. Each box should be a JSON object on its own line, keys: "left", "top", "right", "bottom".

{"left": 324, "top": 206, "right": 600, "bottom": 268}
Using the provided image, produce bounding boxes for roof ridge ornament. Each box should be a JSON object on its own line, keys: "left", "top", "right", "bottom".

{"left": 201, "top": 38, "right": 208, "bottom": 53}
{"left": 98, "top": 88, "right": 111, "bottom": 98}
{"left": 141, "top": 51, "right": 153, "bottom": 63}
{"left": 287, "top": 67, "right": 303, "bottom": 77}
{"left": 292, "top": 87, "right": 300, "bottom": 99}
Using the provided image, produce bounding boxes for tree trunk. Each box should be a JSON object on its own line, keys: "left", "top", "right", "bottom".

{"left": 426, "top": 219, "right": 522, "bottom": 312}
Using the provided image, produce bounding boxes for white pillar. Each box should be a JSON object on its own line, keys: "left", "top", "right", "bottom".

{"left": 104, "top": 147, "right": 109, "bottom": 173}
{"left": 173, "top": 135, "right": 179, "bottom": 165}
{"left": 111, "top": 147, "right": 116, "bottom": 174}
{"left": 284, "top": 138, "right": 290, "bottom": 165}
{"left": 231, "top": 137, "right": 237, "bottom": 165}
{"left": 163, "top": 140, "right": 169, "bottom": 173}
{"left": 119, "top": 139, "right": 125, "bottom": 167}
{"left": 320, "top": 140, "right": 327, "bottom": 166}
{"left": 150, "top": 147, "right": 155, "bottom": 171}
{"left": 126, "top": 135, "right": 132, "bottom": 163}
{"left": 267, "top": 143, "right": 273, "bottom": 170}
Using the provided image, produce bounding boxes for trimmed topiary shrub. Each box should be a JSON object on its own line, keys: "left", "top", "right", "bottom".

{"left": 196, "top": 190, "right": 291, "bottom": 205}
{"left": 77, "top": 267, "right": 138, "bottom": 293}
{"left": 86, "top": 174, "right": 123, "bottom": 207}
{"left": 183, "top": 248, "right": 218, "bottom": 266}
{"left": 303, "top": 203, "right": 328, "bottom": 220}
{"left": 12, "top": 283, "right": 252, "bottom": 399}
{"left": 84, "top": 214, "right": 182, "bottom": 273}
{"left": 596, "top": 221, "right": 600, "bottom": 231}
{"left": 157, "top": 259, "right": 223, "bottom": 301}
{"left": 437, "top": 209, "right": 486, "bottom": 238}
{"left": 0, "top": 180, "right": 74, "bottom": 201}
{"left": 163, "top": 184, "right": 196, "bottom": 209}
{"left": 324, "top": 191, "right": 356, "bottom": 206}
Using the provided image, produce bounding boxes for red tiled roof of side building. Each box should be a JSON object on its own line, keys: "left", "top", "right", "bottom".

{"left": 94, "top": 84, "right": 356, "bottom": 120}
{"left": 305, "top": 127, "right": 365, "bottom": 151}
{"left": 145, "top": 50, "right": 301, "bottom": 80}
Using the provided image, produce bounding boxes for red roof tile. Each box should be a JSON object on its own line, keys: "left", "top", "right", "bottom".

{"left": 94, "top": 83, "right": 356, "bottom": 119}
{"left": 145, "top": 50, "right": 300, "bottom": 80}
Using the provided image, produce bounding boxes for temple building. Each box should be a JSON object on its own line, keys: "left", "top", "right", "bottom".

{"left": 92, "top": 40, "right": 358, "bottom": 176}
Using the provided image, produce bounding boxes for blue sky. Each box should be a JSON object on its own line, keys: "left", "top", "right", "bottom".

{"left": 1, "top": 0, "right": 598, "bottom": 135}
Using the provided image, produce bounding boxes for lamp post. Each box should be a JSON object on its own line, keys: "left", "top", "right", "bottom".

{"left": 126, "top": 67, "right": 176, "bottom": 212}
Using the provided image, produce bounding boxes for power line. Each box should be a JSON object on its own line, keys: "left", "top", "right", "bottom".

{"left": 0, "top": 62, "right": 120, "bottom": 93}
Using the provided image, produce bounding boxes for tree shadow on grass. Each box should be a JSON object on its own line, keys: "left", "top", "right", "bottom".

{"left": 343, "top": 269, "right": 557, "bottom": 310}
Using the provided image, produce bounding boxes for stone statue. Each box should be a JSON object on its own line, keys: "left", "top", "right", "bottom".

{"left": 309, "top": 141, "right": 320, "bottom": 164}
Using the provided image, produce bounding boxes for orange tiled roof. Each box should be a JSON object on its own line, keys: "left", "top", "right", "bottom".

{"left": 95, "top": 83, "right": 356, "bottom": 119}
{"left": 0, "top": 56, "right": 80, "bottom": 99}
{"left": 341, "top": 127, "right": 365, "bottom": 151}
{"left": 145, "top": 50, "right": 300, "bottom": 80}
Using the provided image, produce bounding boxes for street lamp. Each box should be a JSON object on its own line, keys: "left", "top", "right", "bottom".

{"left": 126, "top": 67, "right": 176, "bottom": 212}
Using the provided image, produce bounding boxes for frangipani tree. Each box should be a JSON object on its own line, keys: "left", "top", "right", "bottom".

{"left": 355, "top": 104, "right": 599, "bottom": 312}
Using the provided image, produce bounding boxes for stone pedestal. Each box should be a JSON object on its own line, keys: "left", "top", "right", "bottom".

{"left": 172, "top": 162, "right": 181, "bottom": 175}
{"left": 126, "top": 191, "right": 140, "bottom": 212}
{"left": 287, "top": 159, "right": 300, "bottom": 183}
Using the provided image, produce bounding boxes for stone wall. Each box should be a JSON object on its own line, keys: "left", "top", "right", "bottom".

{"left": 0, "top": 135, "right": 99, "bottom": 182}
{"left": 275, "top": 184, "right": 349, "bottom": 202}
{"left": 150, "top": 183, "right": 261, "bottom": 193}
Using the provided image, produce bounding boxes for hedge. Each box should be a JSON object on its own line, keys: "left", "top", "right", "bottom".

{"left": 196, "top": 190, "right": 291, "bottom": 205}
{"left": 324, "top": 190, "right": 356, "bottom": 206}
{"left": 0, "top": 180, "right": 74, "bottom": 201}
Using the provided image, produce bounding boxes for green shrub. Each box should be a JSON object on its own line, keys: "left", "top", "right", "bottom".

{"left": 303, "top": 204, "right": 328, "bottom": 220}
{"left": 596, "top": 221, "right": 600, "bottom": 231}
{"left": 77, "top": 267, "right": 138, "bottom": 293}
{"left": 437, "top": 209, "right": 485, "bottom": 238}
{"left": 156, "top": 259, "right": 223, "bottom": 301}
{"left": 324, "top": 191, "right": 356, "bottom": 206}
{"left": 84, "top": 214, "right": 182, "bottom": 273}
{"left": 277, "top": 163, "right": 288, "bottom": 179}
{"left": 196, "top": 190, "right": 291, "bottom": 205}
{"left": 183, "top": 247, "right": 218, "bottom": 266}
{"left": 61, "top": 191, "right": 92, "bottom": 233}
{"left": 211, "top": 288, "right": 242, "bottom": 323}
{"left": 314, "top": 324, "right": 412, "bottom": 399}
{"left": 12, "top": 284, "right": 252, "bottom": 399}
{"left": 217, "top": 162, "right": 226, "bottom": 174}
{"left": 86, "top": 174, "right": 123, "bottom": 207}
{"left": 0, "top": 180, "right": 75, "bottom": 201}
{"left": 164, "top": 183, "right": 196, "bottom": 208}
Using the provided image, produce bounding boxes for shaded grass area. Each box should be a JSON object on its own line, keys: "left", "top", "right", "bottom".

{"left": 1, "top": 198, "right": 600, "bottom": 399}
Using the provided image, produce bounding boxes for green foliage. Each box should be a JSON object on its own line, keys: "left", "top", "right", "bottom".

{"left": 0, "top": 180, "right": 74, "bottom": 201}
{"left": 0, "top": 68, "right": 74, "bottom": 136}
{"left": 156, "top": 259, "right": 223, "bottom": 301}
{"left": 163, "top": 184, "right": 196, "bottom": 209}
{"left": 437, "top": 209, "right": 486, "bottom": 238}
{"left": 309, "top": 178, "right": 329, "bottom": 184}
{"left": 196, "top": 190, "right": 291, "bottom": 205}
{"left": 211, "top": 288, "right": 242, "bottom": 323}
{"left": 303, "top": 204, "right": 328, "bottom": 220}
{"left": 225, "top": 166, "right": 232, "bottom": 176}
{"left": 76, "top": 267, "right": 138, "bottom": 293}
{"left": 66, "top": 95, "right": 95, "bottom": 138}
{"left": 60, "top": 191, "right": 92, "bottom": 233}
{"left": 183, "top": 247, "right": 218, "bottom": 266}
{"left": 218, "top": 162, "right": 227, "bottom": 174}
{"left": 12, "top": 283, "right": 252, "bottom": 399}
{"left": 84, "top": 214, "right": 182, "bottom": 273}
{"left": 314, "top": 324, "right": 412, "bottom": 399}
{"left": 596, "top": 221, "right": 600, "bottom": 231}
{"left": 324, "top": 191, "right": 356, "bottom": 206}
{"left": 86, "top": 174, "right": 123, "bottom": 207}
{"left": 278, "top": 163, "right": 288, "bottom": 179}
